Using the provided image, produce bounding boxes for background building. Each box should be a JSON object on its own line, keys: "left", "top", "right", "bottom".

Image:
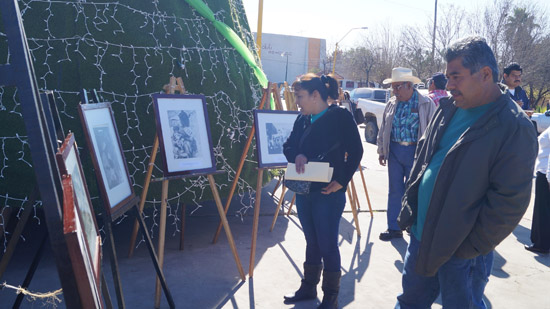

{"left": 254, "top": 33, "right": 326, "bottom": 83}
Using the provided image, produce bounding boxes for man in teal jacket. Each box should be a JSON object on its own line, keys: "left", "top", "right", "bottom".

{"left": 396, "top": 36, "right": 538, "bottom": 308}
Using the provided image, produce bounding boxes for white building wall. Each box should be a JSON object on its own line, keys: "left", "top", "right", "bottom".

{"left": 254, "top": 33, "right": 326, "bottom": 83}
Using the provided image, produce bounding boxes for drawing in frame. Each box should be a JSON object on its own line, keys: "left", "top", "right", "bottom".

{"left": 152, "top": 94, "right": 217, "bottom": 177}
{"left": 78, "top": 103, "right": 135, "bottom": 218}
{"left": 253, "top": 110, "right": 299, "bottom": 168}
{"left": 57, "top": 134, "right": 103, "bottom": 307}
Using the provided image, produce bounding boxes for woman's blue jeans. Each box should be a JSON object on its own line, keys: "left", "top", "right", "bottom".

{"left": 396, "top": 235, "right": 494, "bottom": 309}
{"left": 296, "top": 190, "right": 346, "bottom": 272}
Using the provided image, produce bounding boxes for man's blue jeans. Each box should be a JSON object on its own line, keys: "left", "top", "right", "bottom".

{"left": 387, "top": 142, "right": 416, "bottom": 230}
{"left": 296, "top": 190, "right": 346, "bottom": 272}
{"left": 396, "top": 235, "right": 494, "bottom": 309}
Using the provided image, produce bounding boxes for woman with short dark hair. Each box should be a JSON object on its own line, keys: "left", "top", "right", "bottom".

{"left": 283, "top": 74, "right": 363, "bottom": 308}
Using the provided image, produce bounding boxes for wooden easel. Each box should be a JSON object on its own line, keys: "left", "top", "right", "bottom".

{"left": 210, "top": 83, "right": 273, "bottom": 244}
{"left": 127, "top": 77, "right": 245, "bottom": 307}
{"left": 128, "top": 76, "right": 185, "bottom": 258}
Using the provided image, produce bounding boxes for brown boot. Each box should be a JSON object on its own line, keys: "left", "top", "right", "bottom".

{"left": 318, "top": 270, "right": 340, "bottom": 309}
{"left": 283, "top": 263, "right": 322, "bottom": 303}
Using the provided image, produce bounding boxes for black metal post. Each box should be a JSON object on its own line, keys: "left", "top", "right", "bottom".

{"left": 132, "top": 206, "right": 175, "bottom": 308}
{"left": 0, "top": 0, "right": 81, "bottom": 306}
{"left": 103, "top": 216, "right": 126, "bottom": 309}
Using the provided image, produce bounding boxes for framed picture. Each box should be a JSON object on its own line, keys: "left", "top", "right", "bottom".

{"left": 152, "top": 94, "right": 216, "bottom": 177}
{"left": 78, "top": 103, "right": 135, "bottom": 218}
{"left": 62, "top": 175, "right": 103, "bottom": 308}
{"left": 253, "top": 110, "right": 299, "bottom": 168}
{"left": 57, "top": 134, "right": 102, "bottom": 307}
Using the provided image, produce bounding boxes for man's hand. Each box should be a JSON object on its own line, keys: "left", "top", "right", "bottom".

{"left": 322, "top": 181, "right": 343, "bottom": 194}
{"left": 379, "top": 154, "right": 387, "bottom": 166}
{"left": 294, "top": 154, "right": 308, "bottom": 174}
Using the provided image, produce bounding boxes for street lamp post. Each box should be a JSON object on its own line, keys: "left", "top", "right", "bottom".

{"left": 281, "top": 52, "right": 290, "bottom": 82}
{"left": 332, "top": 26, "right": 368, "bottom": 74}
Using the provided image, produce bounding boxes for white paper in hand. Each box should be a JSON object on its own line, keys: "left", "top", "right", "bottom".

{"left": 285, "top": 162, "right": 334, "bottom": 183}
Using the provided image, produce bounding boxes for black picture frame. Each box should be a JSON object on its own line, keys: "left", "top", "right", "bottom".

{"left": 78, "top": 103, "right": 136, "bottom": 219}
{"left": 253, "top": 110, "right": 299, "bottom": 168}
{"left": 152, "top": 94, "right": 217, "bottom": 177}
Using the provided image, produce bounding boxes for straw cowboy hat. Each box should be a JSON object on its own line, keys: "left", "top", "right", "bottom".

{"left": 383, "top": 67, "right": 422, "bottom": 84}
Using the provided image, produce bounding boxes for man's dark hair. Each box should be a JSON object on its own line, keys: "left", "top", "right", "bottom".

{"left": 503, "top": 62, "right": 523, "bottom": 76}
{"left": 444, "top": 36, "right": 498, "bottom": 83}
{"left": 431, "top": 73, "right": 447, "bottom": 90}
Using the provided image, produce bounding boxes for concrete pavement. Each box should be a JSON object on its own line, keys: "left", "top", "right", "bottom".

{"left": 1, "top": 128, "right": 549, "bottom": 308}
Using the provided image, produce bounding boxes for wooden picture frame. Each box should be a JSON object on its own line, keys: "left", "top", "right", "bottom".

{"left": 253, "top": 110, "right": 299, "bottom": 168}
{"left": 57, "top": 135, "right": 102, "bottom": 307}
{"left": 152, "top": 94, "right": 216, "bottom": 177}
{"left": 78, "top": 103, "right": 135, "bottom": 218}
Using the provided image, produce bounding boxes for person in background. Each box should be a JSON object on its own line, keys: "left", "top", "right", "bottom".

{"left": 377, "top": 67, "right": 436, "bottom": 241}
{"left": 283, "top": 74, "right": 363, "bottom": 309}
{"left": 502, "top": 62, "right": 530, "bottom": 110}
{"left": 427, "top": 72, "right": 448, "bottom": 107}
{"left": 396, "top": 36, "right": 538, "bottom": 308}
{"left": 525, "top": 126, "right": 550, "bottom": 254}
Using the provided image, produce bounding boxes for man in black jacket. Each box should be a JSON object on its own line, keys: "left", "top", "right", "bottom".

{"left": 395, "top": 37, "right": 538, "bottom": 308}
{"left": 502, "top": 62, "right": 530, "bottom": 110}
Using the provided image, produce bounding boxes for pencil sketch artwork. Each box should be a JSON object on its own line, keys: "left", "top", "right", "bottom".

{"left": 265, "top": 122, "right": 291, "bottom": 155}
{"left": 168, "top": 110, "right": 200, "bottom": 160}
{"left": 66, "top": 150, "right": 98, "bottom": 261}
{"left": 93, "top": 126, "right": 123, "bottom": 190}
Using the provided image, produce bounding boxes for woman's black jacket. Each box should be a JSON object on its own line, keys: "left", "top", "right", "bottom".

{"left": 283, "top": 105, "right": 363, "bottom": 193}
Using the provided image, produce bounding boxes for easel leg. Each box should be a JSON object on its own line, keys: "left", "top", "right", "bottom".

{"left": 212, "top": 127, "right": 255, "bottom": 244}
{"left": 349, "top": 180, "right": 362, "bottom": 237}
{"left": 270, "top": 185, "right": 287, "bottom": 231}
{"left": 13, "top": 231, "right": 47, "bottom": 308}
{"left": 358, "top": 166, "right": 373, "bottom": 217}
{"left": 132, "top": 206, "right": 175, "bottom": 309}
{"left": 351, "top": 178, "right": 361, "bottom": 211}
{"left": 271, "top": 177, "right": 282, "bottom": 196}
{"left": 105, "top": 219, "right": 125, "bottom": 309}
{"left": 179, "top": 203, "right": 186, "bottom": 251}
{"left": 101, "top": 271, "right": 114, "bottom": 309}
{"left": 155, "top": 179, "right": 169, "bottom": 308}
{"left": 286, "top": 194, "right": 296, "bottom": 216}
{"left": 207, "top": 175, "right": 246, "bottom": 281}
{"left": 212, "top": 86, "right": 271, "bottom": 244}
{"left": 0, "top": 189, "right": 37, "bottom": 278}
{"left": 249, "top": 169, "right": 264, "bottom": 278}
{"left": 352, "top": 178, "right": 361, "bottom": 211}
{"left": 346, "top": 187, "right": 354, "bottom": 209}
{"left": 129, "top": 136, "right": 159, "bottom": 257}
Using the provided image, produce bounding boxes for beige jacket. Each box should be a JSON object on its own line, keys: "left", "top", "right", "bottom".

{"left": 377, "top": 91, "right": 436, "bottom": 157}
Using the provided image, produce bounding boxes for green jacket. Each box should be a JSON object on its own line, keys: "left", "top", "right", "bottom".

{"left": 398, "top": 86, "right": 538, "bottom": 276}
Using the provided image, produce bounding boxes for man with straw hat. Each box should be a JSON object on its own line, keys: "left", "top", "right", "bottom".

{"left": 377, "top": 67, "right": 436, "bottom": 241}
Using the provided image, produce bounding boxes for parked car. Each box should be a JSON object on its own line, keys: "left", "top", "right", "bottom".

{"left": 530, "top": 111, "right": 550, "bottom": 134}
{"left": 356, "top": 98, "right": 386, "bottom": 144}
{"left": 349, "top": 87, "right": 390, "bottom": 105}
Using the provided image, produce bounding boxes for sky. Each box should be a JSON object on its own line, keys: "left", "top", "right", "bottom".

{"left": 241, "top": 0, "right": 549, "bottom": 51}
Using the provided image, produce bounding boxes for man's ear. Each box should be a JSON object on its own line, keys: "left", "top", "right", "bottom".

{"left": 481, "top": 66, "right": 493, "bottom": 82}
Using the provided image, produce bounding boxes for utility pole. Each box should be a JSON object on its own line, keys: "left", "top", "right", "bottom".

{"left": 431, "top": 0, "right": 438, "bottom": 73}
{"left": 257, "top": 0, "right": 264, "bottom": 59}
